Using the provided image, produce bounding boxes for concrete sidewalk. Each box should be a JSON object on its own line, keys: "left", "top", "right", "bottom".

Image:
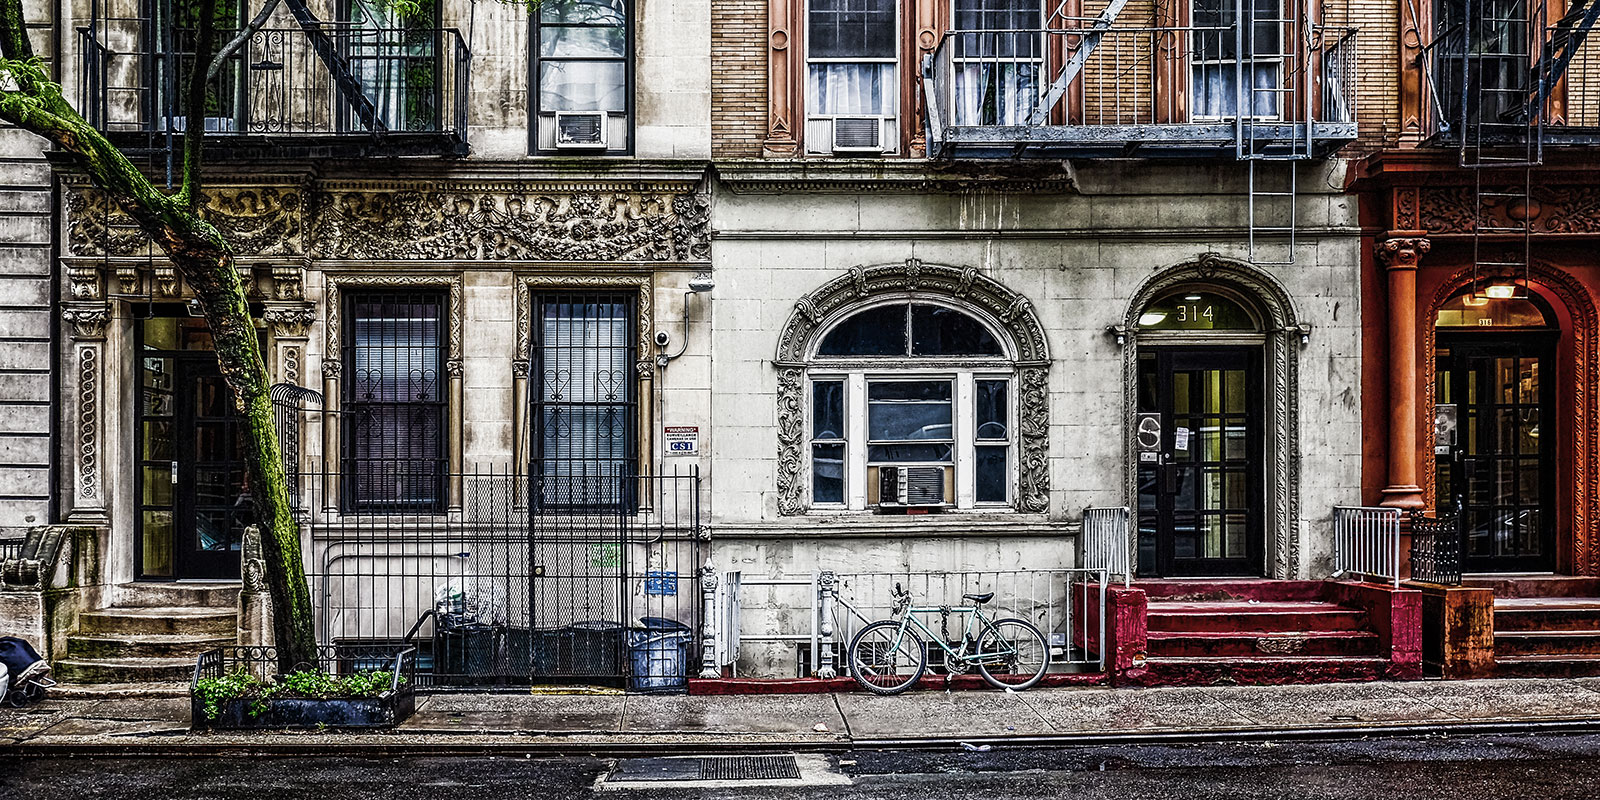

{"left": 6, "top": 678, "right": 1600, "bottom": 754}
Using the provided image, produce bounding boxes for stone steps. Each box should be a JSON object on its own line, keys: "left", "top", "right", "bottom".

{"left": 64, "top": 585, "right": 240, "bottom": 684}
{"left": 51, "top": 656, "right": 198, "bottom": 684}
{"left": 1147, "top": 601, "right": 1370, "bottom": 635}
{"left": 66, "top": 633, "right": 234, "bottom": 661}
{"left": 1493, "top": 598, "right": 1600, "bottom": 632}
{"left": 1138, "top": 656, "right": 1394, "bottom": 685}
{"left": 77, "top": 607, "right": 236, "bottom": 638}
{"left": 1146, "top": 629, "right": 1380, "bottom": 658}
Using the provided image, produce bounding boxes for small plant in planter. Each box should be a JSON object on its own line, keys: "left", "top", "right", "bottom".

{"left": 190, "top": 646, "right": 417, "bottom": 731}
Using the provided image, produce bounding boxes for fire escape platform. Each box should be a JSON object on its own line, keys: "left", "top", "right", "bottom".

{"left": 934, "top": 122, "right": 1357, "bottom": 160}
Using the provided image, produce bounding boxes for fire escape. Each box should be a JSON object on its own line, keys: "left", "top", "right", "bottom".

{"left": 76, "top": 0, "right": 472, "bottom": 168}
{"left": 1420, "top": 0, "right": 1600, "bottom": 290}
{"left": 921, "top": 0, "right": 1359, "bottom": 264}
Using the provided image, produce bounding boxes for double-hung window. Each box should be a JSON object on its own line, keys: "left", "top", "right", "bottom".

{"left": 1190, "top": 0, "right": 1283, "bottom": 120}
{"left": 806, "top": 0, "right": 899, "bottom": 154}
{"left": 807, "top": 303, "right": 1014, "bottom": 511}
{"left": 344, "top": 293, "right": 447, "bottom": 513}
{"left": 950, "top": 0, "right": 1043, "bottom": 126}
{"left": 532, "top": 0, "right": 632, "bottom": 153}
{"left": 532, "top": 294, "right": 636, "bottom": 508}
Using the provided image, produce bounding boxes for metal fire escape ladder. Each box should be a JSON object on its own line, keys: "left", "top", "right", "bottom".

{"left": 282, "top": 0, "right": 390, "bottom": 133}
{"left": 1460, "top": 0, "right": 1550, "bottom": 294}
{"left": 1527, "top": 0, "right": 1600, "bottom": 118}
{"left": 1243, "top": 0, "right": 1314, "bottom": 265}
{"left": 1027, "top": 0, "right": 1133, "bottom": 125}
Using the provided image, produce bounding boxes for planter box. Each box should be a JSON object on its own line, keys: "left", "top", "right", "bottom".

{"left": 198, "top": 692, "right": 415, "bottom": 730}
{"left": 190, "top": 645, "right": 418, "bottom": 731}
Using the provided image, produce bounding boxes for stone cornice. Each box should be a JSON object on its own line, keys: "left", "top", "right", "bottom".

{"left": 715, "top": 159, "right": 1080, "bottom": 194}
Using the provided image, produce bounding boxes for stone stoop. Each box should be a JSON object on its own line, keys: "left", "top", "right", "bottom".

{"left": 1132, "top": 580, "right": 1398, "bottom": 685}
{"left": 52, "top": 583, "right": 240, "bottom": 684}
{"left": 1472, "top": 577, "right": 1600, "bottom": 677}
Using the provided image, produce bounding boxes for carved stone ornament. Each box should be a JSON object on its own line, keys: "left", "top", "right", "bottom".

{"left": 1419, "top": 185, "right": 1600, "bottom": 235}
{"left": 773, "top": 259, "right": 1052, "bottom": 516}
{"left": 1122, "top": 254, "right": 1303, "bottom": 579}
{"left": 263, "top": 305, "right": 316, "bottom": 339}
{"left": 1376, "top": 235, "right": 1432, "bottom": 270}
{"left": 61, "top": 304, "right": 111, "bottom": 340}
{"left": 324, "top": 274, "right": 464, "bottom": 373}
{"left": 67, "top": 184, "right": 304, "bottom": 257}
{"left": 306, "top": 185, "right": 711, "bottom": 262}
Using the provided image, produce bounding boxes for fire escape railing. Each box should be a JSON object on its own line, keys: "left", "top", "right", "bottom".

{"left": 77, "top": 20, "right": 470, "bottom": 155}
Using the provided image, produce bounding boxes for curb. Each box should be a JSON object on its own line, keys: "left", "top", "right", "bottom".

{"left": 10, "top": 716, "right": 1600, "bottom": 757}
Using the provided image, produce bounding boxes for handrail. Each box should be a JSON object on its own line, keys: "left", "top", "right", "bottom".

{"left": 1333, "top": 506, "right": 1402, "bottom": 588}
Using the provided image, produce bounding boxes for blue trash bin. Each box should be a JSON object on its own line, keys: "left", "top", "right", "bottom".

{"left": 627, "top": 617, "right": 692, "bottom": 693}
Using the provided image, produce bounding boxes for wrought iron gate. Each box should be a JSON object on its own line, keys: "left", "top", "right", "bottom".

{"left": 304, "top": 465, "right": 702, "bottom": 689}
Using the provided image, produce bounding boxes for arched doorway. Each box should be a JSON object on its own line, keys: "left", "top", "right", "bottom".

{"left": 1132, "top": 287, "right": 1269, "bottom": 577}
{"left": 1432, "top": 286, "right": 1559, "bottom": 572}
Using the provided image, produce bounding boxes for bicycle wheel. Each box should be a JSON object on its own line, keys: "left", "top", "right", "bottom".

{"left": 847, "top": 620, "right": 927, "bottom": 695}
{"left": 976, "top": 618, "right": 1049, "bottom": 691}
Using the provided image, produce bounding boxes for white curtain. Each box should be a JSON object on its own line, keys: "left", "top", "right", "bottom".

{"left": 953, "top": 63, "right": 1039, "bottom": 126}
{"left": 1191, "top": 63, "right": 1280, "bottom": 119}
{"left": 807, "top": 63, "right": 894, "bottom": 116}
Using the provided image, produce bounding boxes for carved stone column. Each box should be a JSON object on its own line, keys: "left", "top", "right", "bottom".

{"left": 262, "top": 303, "right": 316, "bottom": 387}
{"left": 448, "top": 359, "right": 464, "bottom": 513}
{"left": 1377, "top": 232, "right": 1432, "bottom": 510}
{"left": 512, "top": 359, "right": 530, "bottom": 473}
{"left": 62, "top": 302, "right": 112, "bottom": 523}
{"left": 321, "top": 360, "right": 341, "bottom": 511}
{"left": 764, "top": 0, "right": 802, "bottom": 156}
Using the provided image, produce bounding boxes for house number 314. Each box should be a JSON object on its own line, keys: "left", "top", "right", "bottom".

{"left": 1177, "top": 304, "right": 1213, "bottom": 322}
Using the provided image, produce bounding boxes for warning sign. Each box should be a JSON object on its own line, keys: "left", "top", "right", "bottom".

{"left": 664, "top": 425, "right": 699, "bottom": 456}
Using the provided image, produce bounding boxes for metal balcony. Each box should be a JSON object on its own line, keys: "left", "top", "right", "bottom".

{"left": 922, "top": 25, "right": 1357, "bottom": 160}
{"left": 78, "top": 21, "right": 470, "bottom": 159}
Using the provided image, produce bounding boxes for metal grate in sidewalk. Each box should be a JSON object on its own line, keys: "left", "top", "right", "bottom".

{"left": 698, "top": 755, "right": 801, "bottom": 781}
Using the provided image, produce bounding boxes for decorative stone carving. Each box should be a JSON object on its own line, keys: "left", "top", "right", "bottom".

{"left": 1256, "top": 635, "right": 1307, "bottom": 655}
{"left": 1122, "top": 255, "right": 1303, "bottom": 579}
{"left": 1376, "top": 235, "right": 1432, "bottom": 271}
{"left": 76, "top": 346, "right": 99, "bottom": 500}
{"left": 514, "top": 275, "right": 654, "bottom": 367}
{"left": 67, "top": 185, "right": 304, "bottom": 257}
{"left": 1422, "top": 262, "right": 1600, "bottom": 575}
{"left": 324, "top": 274, "right": 464, "bottom": 372}
{"left": 61, "top": 304, "right": 110, "bottom": 340}
{"left": 263, "top": 305, "right": 316, "bottom": 339}
{"left": 1418, "top": 185, "right": 1600, "bottom": 235}
{"left": 306, "top": 186, "right": 710, "bottom": 262}
{"left": 773, "top": 260, "right": 1052, "bottom": 516}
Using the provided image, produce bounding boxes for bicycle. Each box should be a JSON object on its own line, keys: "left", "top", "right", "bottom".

{"left": 845, "top": 583, "right": 1049, "bottom": 695}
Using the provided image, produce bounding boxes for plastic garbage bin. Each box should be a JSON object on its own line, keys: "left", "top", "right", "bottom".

{"left": 434, "top": 622, "right": 500, "bottom": 685}
{"left": 562, "top": 620, "right": 625, "bottom": 678}
{"left": 627, "top": 617, "right": 693, "bottom": 694}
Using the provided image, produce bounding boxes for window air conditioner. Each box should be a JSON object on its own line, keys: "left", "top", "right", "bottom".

{"left": 555, "top": 111, "right": 608, "bottom": 149}
{"left": 831, "top": 117, "right": 884, "bottom": 154}
{"left": 878, "top": 465, "right": 949, "bottom": 508}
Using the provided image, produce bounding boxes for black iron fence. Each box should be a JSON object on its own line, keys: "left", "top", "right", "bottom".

{"left": 1410, "top": 509, "right": 1463, "bottom": 586}
{"left": 296, "top": 465, "right": 703, "bottom": 691}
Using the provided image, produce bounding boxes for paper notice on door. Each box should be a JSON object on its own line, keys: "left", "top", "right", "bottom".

{"left": 1174, "top": 427, "right": 1191, "bottom": 452}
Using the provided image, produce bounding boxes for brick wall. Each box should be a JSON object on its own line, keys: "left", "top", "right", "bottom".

{"left": 1338, "top": 0, "right": 1403, "bottom": 157}
{"left": 711, "top": 0, "right": 767, "bottom": 158}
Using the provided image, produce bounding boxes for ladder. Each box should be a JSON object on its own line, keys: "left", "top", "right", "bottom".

{"left": 1242, "top": 0, "right": 1314, "bottom": 265}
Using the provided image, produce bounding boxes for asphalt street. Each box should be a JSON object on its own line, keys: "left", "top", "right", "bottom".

{"left": 6, "top": 732, "right": 1600, "bottom": 799}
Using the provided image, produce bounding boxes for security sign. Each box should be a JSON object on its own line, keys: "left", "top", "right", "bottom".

{"left": 664, "top": 425, "right": 699, "bottom": 456}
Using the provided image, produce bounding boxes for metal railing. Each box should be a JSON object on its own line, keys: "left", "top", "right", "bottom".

{"left": 1419, "top": 20, "right": 1600, "bottom": 144}
{"left": 1081, "top": 506, "right": 1131, "bottom": 587}
{"left": 78, "top": 20, "right": 470, "bottom": 153}
{"left": 1409, "top": 510, "right": 1463, "bottom": 586}
{"left": 1332, "top": 506, "right": 1403, "bottom": 588}
{"left": 924, "top": 22, "right": 1357, "bottom": 156}
{"left": 0, "top": 537, "right": 22, "bottom": 564}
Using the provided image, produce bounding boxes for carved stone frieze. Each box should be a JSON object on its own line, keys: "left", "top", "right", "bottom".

{"left": 306, "top": 186, "right": 711, "bottom": 262}
{"left": 1121, "top": 254, "right": 1303, "bottom": 579}
{"left": 773, "top": 259, "right": 1052, "bottom": 516}
{"left": 1419, "top": 186, "right": 1600, "bottom": 235}
{"left": 66, "top": 185, "right": 304, "bottom": 257}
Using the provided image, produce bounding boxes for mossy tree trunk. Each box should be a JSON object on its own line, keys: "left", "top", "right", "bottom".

{"left": 0, "top": 0, "right": 317, "bottom": 671}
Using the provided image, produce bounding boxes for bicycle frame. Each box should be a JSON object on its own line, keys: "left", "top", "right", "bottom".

{"left": 887, "top": 603, "right": 1016, "bottom": 666}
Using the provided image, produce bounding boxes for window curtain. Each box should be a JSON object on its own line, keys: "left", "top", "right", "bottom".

{"left": 953, "top": 63, "right": 1039, "bottom": 126}
{"left": 807, "top": 63, "right": 895, "bottom": 116}
{"left": 1190, "top": 63, "right": 1280, "bottom": 119}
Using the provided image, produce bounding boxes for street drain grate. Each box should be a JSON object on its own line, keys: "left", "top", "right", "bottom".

{"left": 697, "top": 755, "right": 801, "bottom": 781}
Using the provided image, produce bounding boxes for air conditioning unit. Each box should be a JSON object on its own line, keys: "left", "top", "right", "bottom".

{"left": 831, "top": 117, "right": 884, "bottom": 154}
{"left": 877, "top": 465, "right": 949, "bottom": 508}
{"left": 554, "top": 111, "right": 608, "bottom": 149}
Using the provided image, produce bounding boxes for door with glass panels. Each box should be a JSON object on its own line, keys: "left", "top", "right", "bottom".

{"left": 1138, "top": 347, "right": 1264, "bottom": 576}
{"left": 1435, "top": 334, "right": 1556, "bottom": 572}
{"left": 138, "top": 352, "right": 245, "bottom": 580}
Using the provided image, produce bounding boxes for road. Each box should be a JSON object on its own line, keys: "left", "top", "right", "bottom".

{"left": 6, "top": 732, "right": 1600, "bottom": 799}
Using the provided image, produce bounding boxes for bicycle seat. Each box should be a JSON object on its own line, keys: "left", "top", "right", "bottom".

{"left": 963, "top": 592, "right": 994, "bottom": 605}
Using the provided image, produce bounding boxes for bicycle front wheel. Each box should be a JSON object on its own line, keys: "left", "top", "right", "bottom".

{"left": 976, "top": 618, "right": 1049, "bottom": 691}
{"left": 847, "top": 620, "right": 927, "bottom": 695}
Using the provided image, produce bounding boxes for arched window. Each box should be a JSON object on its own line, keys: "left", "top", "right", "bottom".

{"left": 807, "top": 301, "right": 1014, "bottom": 511}
{"left": 1435, "top": 288, "right": 1554, "bottom": 328}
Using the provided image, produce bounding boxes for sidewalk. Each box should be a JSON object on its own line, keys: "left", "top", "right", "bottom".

{"left": 6, "top": 678, "right": 1600, "bottom": 754}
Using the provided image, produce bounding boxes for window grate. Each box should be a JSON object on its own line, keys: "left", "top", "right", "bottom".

{"left": 343, "top": 291, "right": 447, "bottom": 513}
{"left": 531, "top": 292, "right": 637, "bottom": 509}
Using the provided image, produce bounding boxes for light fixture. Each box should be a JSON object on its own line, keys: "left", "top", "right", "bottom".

{"left": 688, "top": 273, "right": 715, "bottom": 294}
{"left": 1484, "top": 284, "right": 1518, "bottom": 299}
{"left": 1138, "top": 312, "right": 1167, "bottom": 327}
{"left": 1461, "top": 294, "right": 1489, "bottom": 307}
{"left": 658, "top": 273, "right": 716, "bottom": 368}
{"left": 1183, "top": 294, "right": 1202, "bottom": 301}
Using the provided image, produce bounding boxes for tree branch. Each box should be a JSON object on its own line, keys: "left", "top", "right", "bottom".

{"left": 0, "top": 0, "right": 31, "bottom": 61}
{"left": 205, "top": 0, "right": 284, "bottom": 86}
{"left": 177, "top": 0, "right": 223, "bottom": 211}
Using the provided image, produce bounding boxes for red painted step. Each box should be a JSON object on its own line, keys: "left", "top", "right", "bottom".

{"left": 1494, "top": 630, "right": 1600, "bottom": 657}
{"left": 1494, "top": 655, "right": 1600, "bottom": 678}
{"left": 1146, "top": 601, "right": 1369, "bottom": 634}
{"left": 1464, "top": 576, "right": 1600, "bottom": 599}
{"left": 1137, "top": 580, "right": 1328, "bottom": 603}
{"left": 1135, "top": 656, "right": 1396, "bottom": 686}
{"left": 1147, "top": 629, "right": 1380, "bottom": 658}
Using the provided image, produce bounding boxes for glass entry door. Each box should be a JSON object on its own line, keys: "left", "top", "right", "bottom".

{"left": 138, "top": 319, "right": 247, "bottom": 581}
{"left": 1137, "top": 347, "right": 1265, "bottom": 576}
{"left": 1435, "top": 334, "right": 1556, "bottom": 572}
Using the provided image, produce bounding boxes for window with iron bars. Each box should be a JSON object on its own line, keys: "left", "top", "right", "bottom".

{"left": 531, "top": 293, "right": 638, "bottom": 509}
{"left": 343, "top": 292, "right": 448, "bottom": 513}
